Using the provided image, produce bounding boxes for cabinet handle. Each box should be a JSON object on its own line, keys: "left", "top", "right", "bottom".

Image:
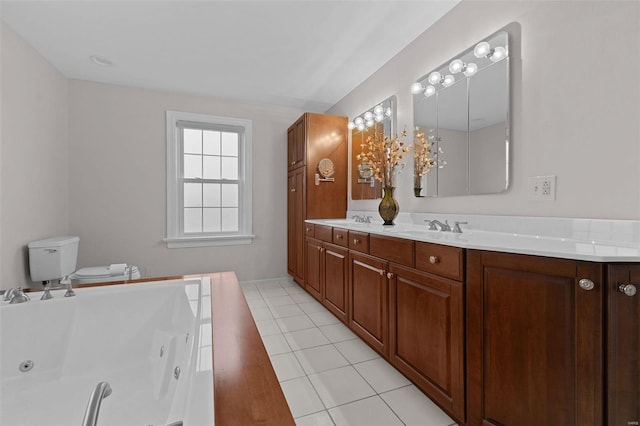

{"left": 306, "top": 227, "right": 311, "bottom": 232}
{"left": 379, "top": 269, "right": 385, "bottom": 276}
{"left": 320, "top": 248, "right": 325, "bottom": 253}
{"left": 336, "top": 234, "right": 343, "bottom": 239}
{"left": 317, "top": 246, "right": 321, "bottom": 252}
{"left": 291, "top": 161, "right": 296, "bottom": 166}
{"left": 387, "top": 272, "right": 394, "bottom": 279}
{"left": 619, "top": 283, "right": 637, "bottom": 297}
{"left": 353, "top": 238, "right": 360, "bottom": 244}
{"left": 429, "top": 255, "right": 439, "bottom": 264}
{"left": 290, "top": 188, "right": 296, "bottom": 192}
{"left": 578, "top": 278, "right": 595, "bottom": 291}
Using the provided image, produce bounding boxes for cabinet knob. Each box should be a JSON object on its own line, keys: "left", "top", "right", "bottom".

{"left": 353, "top": 238, "right": 360, "bottom": 244}
{"left": 336, "top": 234, "right": 343, "bottom": 239}
{"left": 387, "top": 272, "right": 394, "bottom": 279}
{"left": 306, "top": 227, "right": 311, "bottom": 232}
{"left": 378, "top": 269, "right": 385, "bottom": 276}
{"left": 320, "top": 247, "right": 325, "bottom": 253}
{"left": 578, "top": 278, "right": 595, "bottom": 291}
{"left": 291, "top": 161, "right": 296, "bottom": 166}
{"left": 429, "top": 255, "right": 439, "bottom": 264}
{"left": 317, "top": 246, "right": 321, "bottom": 252}
{"left": 290, "top": 188, "right": 296, "bottom": 192}
{"left": 619, "top": 283, "right": 637, "bottom": 297}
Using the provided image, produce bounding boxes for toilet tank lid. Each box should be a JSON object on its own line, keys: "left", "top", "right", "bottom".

{"left": 28, "top": 236, "right": 79, "bottom": 249}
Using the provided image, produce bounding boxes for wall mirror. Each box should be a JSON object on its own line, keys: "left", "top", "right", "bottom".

{"left": 412, "top": 29, "right": 510, "bottom": 197}
{"left": 349, "top": 96, "right": 395, "bottom": 200}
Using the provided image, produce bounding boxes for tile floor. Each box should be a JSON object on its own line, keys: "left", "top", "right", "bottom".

{"left": 240, "top": 278, "right": 458, "bottom": 426}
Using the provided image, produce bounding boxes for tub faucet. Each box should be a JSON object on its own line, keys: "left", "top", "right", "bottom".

{"left": 61, "top": 275, "right": 75, "bottom": 297}
{"left": 4, "top": 287, "right": 30, "bottom": 304}
{"left": 352, "top": 215, "right": 372, "bottom": 224}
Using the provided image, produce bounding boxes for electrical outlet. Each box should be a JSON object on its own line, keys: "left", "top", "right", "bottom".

{"left": 528, "top": 175, "right": 556, "bottom": 200}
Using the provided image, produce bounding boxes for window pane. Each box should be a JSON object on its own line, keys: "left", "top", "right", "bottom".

{"left": 222, "top": 132, "right": 238, "bottom": 156}
{"left": 221, "top": 157, "right": 238, "bottom": 180}
{"left": 222, "top": 208, "right": 239, "bottom": 232}
{"left": 184, "top": 208, "right": 202, "bottom": 233}
{"left": 184, "top": 154, "right": 202, "bottom": 178}
{"left": 184, "top": 183, "right": 202, "bottom": 207}
{"left": 203, "top": 131, "right": 220, "bottom": 155}
{"left": 221, "top": 184, "right": 238, "bottom": 207}
{"left": 203, "top": 156, "right": 221, "bottom": 179}
{"left": 203, "top": 183, "right": 221, "bottom": 207}
{"left": 203, "top": 208, "right": 221, "bottom": 232}
{"left": 184, "top": 129, "right": 202, "bottom": 154}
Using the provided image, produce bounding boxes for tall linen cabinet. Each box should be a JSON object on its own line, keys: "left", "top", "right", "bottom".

{"left": 287, "top": 113, "right": 347, "bottom": 286}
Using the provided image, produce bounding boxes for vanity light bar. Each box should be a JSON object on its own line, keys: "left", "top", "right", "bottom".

{"left": 410, "top": 41, "right": 507, "bottom": 97}
{"left": 349, "top": 104, "right": 393, "bottom": 131}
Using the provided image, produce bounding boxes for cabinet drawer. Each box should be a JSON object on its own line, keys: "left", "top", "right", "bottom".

{"left": 304, "top": 223, "right": 315, "bottom": 238}
{"left": 349, "top": 231, "right": 369, "bottom": 253}
{"left": 315, "top": 225, "right": 333, "bottom": 242}
{"left": 370, "top": 235, "right": 414, "bottom": 268}
{"left": 415, "top": 242, "right": 464, "bottom": 281}
{"left": 333, "top": 228, "right": 349, "bottom": 247}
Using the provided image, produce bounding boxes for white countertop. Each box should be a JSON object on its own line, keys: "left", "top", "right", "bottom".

{"left": 306, "top": 216, "right": 640, "bottom": 262}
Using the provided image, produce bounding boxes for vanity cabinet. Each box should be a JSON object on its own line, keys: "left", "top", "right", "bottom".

{"left": 388, "top": 257, "right": 465, "bottom": 422}
{"left": 466, "top": 250, "right": 604, "bottom": 426}
{"left": 348, "top": 251, "right": 389, "bottom": 356}
{"left": 304, "top": 233, "right": 349, "bottom": 323}
{"left": 607, "top": 265, "right": 639, "bottom": 426}
{"left": 286, "top": 113, "right": 347, "bottom": 286}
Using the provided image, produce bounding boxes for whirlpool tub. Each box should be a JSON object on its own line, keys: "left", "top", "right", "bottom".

{"left": 0, "top": 277, "right": 213, "bottom": 426}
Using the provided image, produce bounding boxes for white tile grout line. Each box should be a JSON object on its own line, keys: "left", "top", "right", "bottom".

{"left": 243, "top": 279, "right": 457, "bottom": 426}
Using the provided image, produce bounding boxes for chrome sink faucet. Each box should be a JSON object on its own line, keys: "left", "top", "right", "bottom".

{"left": 425, "top": 219, "right": 451, "bottom": 232}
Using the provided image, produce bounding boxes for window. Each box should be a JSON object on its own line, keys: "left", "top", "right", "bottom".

{"left": 165, "top": 111, "right": 253, "bottom": 248}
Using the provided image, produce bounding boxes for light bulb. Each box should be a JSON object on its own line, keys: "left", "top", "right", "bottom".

{"left": 490, "top": 46, "right": 507, "bottom": 62}
{"left": 474, "top": 41, "right": 491, "bottom": 58}
{"left": 363, "top": 111, "right": 373, "bottom": 121}
{"left": 373, "top": 105, "right": 384, "bottom": 115}
{"left": 348, "top": 121, "right": 355, "bottom": 130}
{"left": 424, "top": 85, "right": 436, "bottom": 97}
{"left": 354, "top": 117, "right": 364, "bottom": 126}
{"left": 374, "top": 113, "right": 384, "bottom": 122}
{"left": 427, "top": 71, "right": 441, "bottom": 85}
{"left": 449, "top": 59, "right": 464, "bottom": 74}
{"left": 410, "top": 82, "right": 424, "bottom": 94}
{"left": 442, "top": 75, "right": 455, "bottom": 87}
{"left": 385, "top": 107, "right": 392, "bottom": 117}
{"left": 365, "top": 118, "right": 374, "bottom": 128}
{"left": 463, "top": 62, "right": 478, "bottom": 77}
{"left": 356, "top": 123, "right": 365, "bottom": 131}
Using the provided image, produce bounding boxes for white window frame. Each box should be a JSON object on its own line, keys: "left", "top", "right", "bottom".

{"left": 165, "top": 110, "right": 253, "bottom": 248}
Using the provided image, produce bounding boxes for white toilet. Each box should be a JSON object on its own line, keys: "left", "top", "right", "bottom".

{"left": 28, "top": 236, "right": 140, "bottom": 285}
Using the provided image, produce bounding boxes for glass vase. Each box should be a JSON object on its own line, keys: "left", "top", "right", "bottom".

{"left": 378, "top": 186, "right": 399, "bottom": 226}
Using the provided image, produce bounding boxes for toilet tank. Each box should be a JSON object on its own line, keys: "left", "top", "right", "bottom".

{"left": 28, "top": 236, "right": 79, "bottom": 282}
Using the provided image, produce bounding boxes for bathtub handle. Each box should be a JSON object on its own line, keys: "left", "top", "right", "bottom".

{"left": 82, "top": 381, "right": 112, "bottom": 426}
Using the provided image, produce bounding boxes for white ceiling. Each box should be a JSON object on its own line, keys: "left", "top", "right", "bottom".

{"left": 0, "top": 0, "right": 460, "bottom": 111}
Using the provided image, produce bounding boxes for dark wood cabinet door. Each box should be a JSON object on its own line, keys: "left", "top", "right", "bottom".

{"left": 388, "top": 264, "right": 464, "bottom": 424}
{"left": 294, "top": 118, "right": 305, "bottom": 166}
{"left": 608, "top": 265, "right": 640, "bottom": 426}
{"left": 467, "top": 250, "right": 603, "bottom": 426}
{"left": 287, "top": 126, "right": 296, "bottom": 169}
{"left": 349, "top": 251, "right": 388, "bottom": 356}
{"left": 287, "top": 168, "right": 305, "bottom": 284}
{"left": 323, "top": 243, "right": 348, "bottom": 323}
{"left": 305, "top": 237, "right": 323, "bottom": 301}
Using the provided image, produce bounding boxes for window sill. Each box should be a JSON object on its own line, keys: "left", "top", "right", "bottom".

{"left": 164, "top": 234, "right": 255, "bottom": 248}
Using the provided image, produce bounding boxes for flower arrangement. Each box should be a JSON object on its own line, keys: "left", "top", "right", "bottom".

{"left": 356, "top": 129, "right": 411, "bottom": 188}
{"left": 413, "top": 128, "right": 437, "bottom": 180}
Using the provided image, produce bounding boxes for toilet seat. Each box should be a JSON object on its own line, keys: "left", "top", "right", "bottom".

{"left": 72, "top": 265, "right": 141, "bottom": 284}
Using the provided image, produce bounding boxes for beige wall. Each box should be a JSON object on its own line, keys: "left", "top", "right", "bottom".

{"left": 1, "top": 23, "right": 69, "bottom": 289}
{"left": 67, "top": 80, "right": 303, "bottom": 282}
{"left": 329, "top": 1, "right": 640, "bottom": 219}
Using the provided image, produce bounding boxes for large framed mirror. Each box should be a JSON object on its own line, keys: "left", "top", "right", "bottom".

{"left": 349, "top": 96, "right": 395, "bottom": 200}
{"left": 412, "top": 29, "right": 510, "bottom": 197}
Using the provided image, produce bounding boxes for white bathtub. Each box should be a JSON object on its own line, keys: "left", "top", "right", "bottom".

{"left": 0, "top": 277, "right": 213, "bottom": 426}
